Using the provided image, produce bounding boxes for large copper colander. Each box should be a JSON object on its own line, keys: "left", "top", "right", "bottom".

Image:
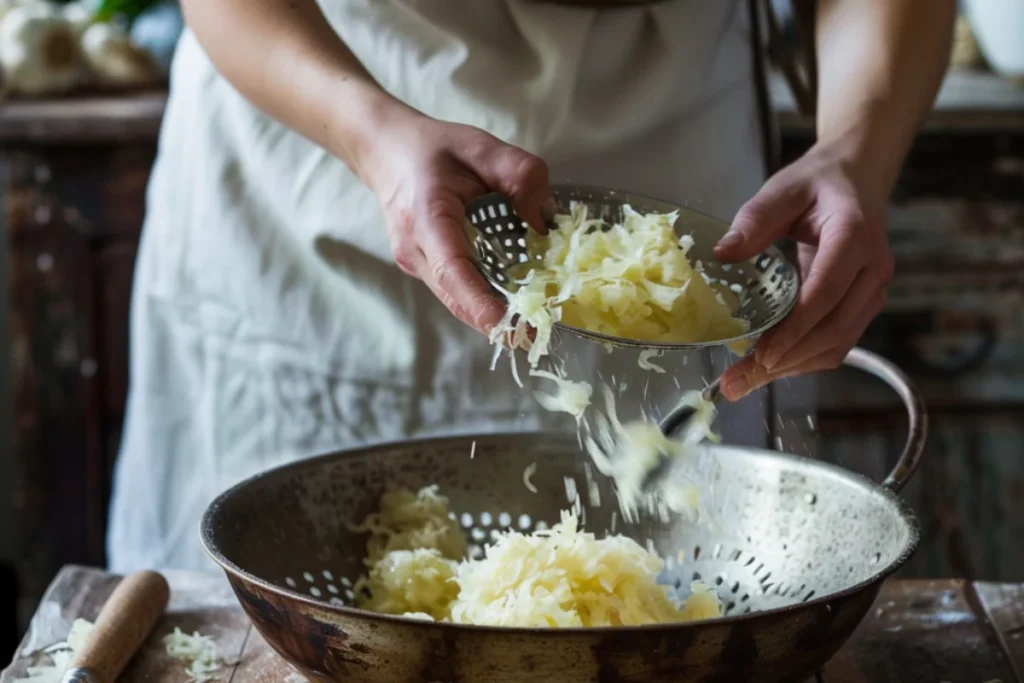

{"left": 201, "top": 346, "right": 925, "bottom": 683}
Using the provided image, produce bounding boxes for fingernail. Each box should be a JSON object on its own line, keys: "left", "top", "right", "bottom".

{"left": 762, "top": 351, "right": 782, "bottom": 371}
{"left": 540, "top": 197, "right": 557, "bottom": 221}
{"left": 716, "top": 232, "right": 745, "bottom": 252}
{"left": 723, "top": 375, "right": 750, "bottom": 401}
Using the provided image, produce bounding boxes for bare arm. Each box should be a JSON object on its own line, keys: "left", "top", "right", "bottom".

{"left": 814, "top": 0, "right": 956, "bottom": 201}
{"left": 717, "top": 0, "right": 954, "bottom": 398}
{"left": 178, "top": 0, "right": 411, "bottom": 182}
{"left": 178, "top": 0, "right": 552, "bottom": 335}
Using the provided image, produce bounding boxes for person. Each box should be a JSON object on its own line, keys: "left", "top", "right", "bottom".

{"left": 107, "top": 0, "right": 954, "bottom": 572}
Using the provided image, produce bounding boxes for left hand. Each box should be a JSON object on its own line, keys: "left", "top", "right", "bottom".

{"left": 715, "top": 140, "right": 895, "bottom": 401}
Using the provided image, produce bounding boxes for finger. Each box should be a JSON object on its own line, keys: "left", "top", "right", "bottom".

{"left": 759, "top": 350, "right": 855, "bottom": 386}
{"left": 719, "top": 354, "right": 764, "bottom": 402}
{"left": 392, "top": 243, "right": 427, "bottom": 277}
{"left": 762, "top": 268, "right": 885, "bottom": 373}
{"left": 725, "top": 290, "right": 886, "bottom": 400}
{"left": 758, "top": 220, "right": 865, "bottom": 369}
{"left": 468, "top": 140, "right": 554, "bottom": 235}
{"left": 714, "top": 171, "right": 814, "bottom": 263}
{"left": 419, "top": 198, "right": 507, "bottom": 334}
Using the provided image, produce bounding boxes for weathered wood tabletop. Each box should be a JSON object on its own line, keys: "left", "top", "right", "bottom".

{"left": 2, "top": 566, "right": 1022, "bottom": 682}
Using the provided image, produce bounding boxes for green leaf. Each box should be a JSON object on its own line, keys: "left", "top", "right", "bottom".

{"left": 94, "top": 0, "right": 161, "bottom": 22}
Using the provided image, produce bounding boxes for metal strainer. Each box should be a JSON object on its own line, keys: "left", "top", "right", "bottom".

{"left": 201, "top": 347, "right": 926, "bottom": 683}
{"left": 463, "top": 183, "right": 800, "bottom": 350}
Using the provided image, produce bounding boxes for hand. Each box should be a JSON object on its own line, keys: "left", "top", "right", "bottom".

{"left": 361, "top": 110, "right": 554, "bottom": 335}
{"left": 715, "top": 140, "right": 895, "bottom": 401}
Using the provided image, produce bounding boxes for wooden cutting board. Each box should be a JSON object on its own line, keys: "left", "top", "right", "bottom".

{"left": 2, "top": 566, "right": 1023, "bottom": 682}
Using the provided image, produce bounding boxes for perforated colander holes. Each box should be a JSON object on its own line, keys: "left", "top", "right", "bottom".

{"left": 284, "top": 570, "right": 357, "bottom": 605}
{"left": 460, "top": 510, "right": 538, "bottom": 560}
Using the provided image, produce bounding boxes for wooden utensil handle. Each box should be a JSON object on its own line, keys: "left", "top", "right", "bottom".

{"left": 65, "top": 570, "right": 170, "bottom": 683}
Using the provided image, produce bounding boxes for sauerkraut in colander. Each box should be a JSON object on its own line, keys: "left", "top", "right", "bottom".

{"left": 353, "top": 486, "right": 720, "bottom": 627}
{"left": 489, "top": 204, "right": 749, "bottom": 370}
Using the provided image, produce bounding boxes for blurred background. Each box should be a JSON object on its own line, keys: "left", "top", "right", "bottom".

{"left": 0, "top": 0, "right": 1021, "bottom": 664}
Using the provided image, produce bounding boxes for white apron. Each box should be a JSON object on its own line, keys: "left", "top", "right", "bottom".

{"left": 108, "top": 0, "right": 768, "bottom": 572}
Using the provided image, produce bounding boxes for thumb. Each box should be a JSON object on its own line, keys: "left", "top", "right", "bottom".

{"left": 467, "top": 137, "right": 555, "bottom": 235}
{"left": 714, "top": 174, "right": 812, "bottom": 263}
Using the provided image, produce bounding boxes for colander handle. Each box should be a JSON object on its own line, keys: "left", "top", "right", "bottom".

{"left": 841, "top": 346, "right": 928, "bottom": 493}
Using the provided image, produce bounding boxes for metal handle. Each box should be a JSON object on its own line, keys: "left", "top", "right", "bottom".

{"left": 840, "top": 346, "right": 928, "bottom": 493}
{"left": 658, "top": 376, "right": 722, "bottom": 437}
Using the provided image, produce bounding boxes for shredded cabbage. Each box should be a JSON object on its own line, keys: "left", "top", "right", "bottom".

{"left": 522, "top": 462, "right": 538, "bottom": 493}
{"left": 13, "top": 619, "right": 94, "bottom": 683}
{"left": 353, "top": 487, "right": 720, "bottom": 627}
{"left": 637, "top": 349, "right": 666, "bottom": 373}
{"left": 584, "top": 388, "right": 718, "bottom": 523}
{"left": 164, "top": 628, "right": 235, "bottom": 683}
{"left": 490, "top": 204, "right": 749, "bottom": 368}
{"left": 530, "top": 369, "right": 592, "bottom": 421}
{"left": 357, "top": 548, "right": 459, "bottom": 620}
{"left": 449, "top": 511, "right": 717, "bottom": 627}
{"left": 348, "top": 485, "right": 466, "bottom": 566}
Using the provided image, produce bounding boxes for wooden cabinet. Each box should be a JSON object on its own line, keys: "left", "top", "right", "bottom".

{"left": 0, "top": 94, "right": 163, "bottom": 624}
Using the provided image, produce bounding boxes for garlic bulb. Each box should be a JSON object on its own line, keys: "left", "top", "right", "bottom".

{"left": 0, "top": 0, "right": 27, "bottom": 25}
{"left": 80, "top": 21, "right": 159, "bottom": 88}
{"left": 0, "top": 3, "right": 83, "bottom": 96}
{"left": 61, "top": 1, "right": 94, "bottom": 36}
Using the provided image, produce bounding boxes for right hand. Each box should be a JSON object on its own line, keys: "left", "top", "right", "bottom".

{"left": 358, "top": 110, "right": 554, "bottom": 336}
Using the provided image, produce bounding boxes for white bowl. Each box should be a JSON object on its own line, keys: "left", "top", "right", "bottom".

{"left": 963, "top": 0, "right": 1024, "bottom": 76}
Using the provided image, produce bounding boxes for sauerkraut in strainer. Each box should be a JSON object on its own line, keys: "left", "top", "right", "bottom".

{"left": 465, "top": 183, "right": 799, "bottom": 365}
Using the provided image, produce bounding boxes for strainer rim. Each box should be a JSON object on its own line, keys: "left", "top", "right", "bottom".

{"left": 200, "top": 431, "right": 920, "bottom": 635}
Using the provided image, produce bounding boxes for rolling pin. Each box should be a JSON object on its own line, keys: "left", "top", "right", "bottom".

{"left": 61, "top": 570, "right": 170, "bottom": 683}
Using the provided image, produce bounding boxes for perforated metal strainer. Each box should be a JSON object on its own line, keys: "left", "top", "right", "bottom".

{"left": 201, "top": 347, "right": 926, "bottom": 683}
{"left": 463, "top": 183, "right": 800, "bottom": 350}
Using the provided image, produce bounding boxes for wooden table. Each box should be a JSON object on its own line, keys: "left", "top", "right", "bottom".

{"left": 2, "top": 566, "right": 1022, "bottom": 683}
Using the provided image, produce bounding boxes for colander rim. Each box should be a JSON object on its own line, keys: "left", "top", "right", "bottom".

{"left": 199, "top": 431, "right": 921, "bottom": 635}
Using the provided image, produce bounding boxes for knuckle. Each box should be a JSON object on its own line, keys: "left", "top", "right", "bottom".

{"left": 503, "top": 152, "right": 550, "bottom": 202}
{"left": 430, "top": 256, "right": 456, "bottom": 288}
{"left": 460, "top": 130, "right": 502, "bottom": 166}
{"left": 733, "top": 200, "right": 771, "bottom": 231}
{"left": 831, "top": 219, "right": 863, "bottom": 247}
{"left": 515, "top": 153, "right": 549, "bottom": 186}
{"left": 393, "top": 246, "right": 419, "bottom": 275}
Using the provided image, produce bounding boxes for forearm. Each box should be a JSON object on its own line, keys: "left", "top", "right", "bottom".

{"left": 814, "top": 0, "right": 955, "bottom": 201}
{"left": 179, "top": 0, "right": 412, "bottom": 178}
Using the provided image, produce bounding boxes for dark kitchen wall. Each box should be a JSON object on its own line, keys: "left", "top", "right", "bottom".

{"left": 0, "top": 168, "right": 19, "bottom": 659}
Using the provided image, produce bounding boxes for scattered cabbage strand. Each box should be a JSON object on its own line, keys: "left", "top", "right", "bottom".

{"left": 354, "top": 487, "right": 721, "bottom": 627}
{"left": 637, "top": 349, "right": 666, "bottom": 374}
{"left": 14, "top": 619, "right": 94, "bottom": 683}
{"left": 164, "top": 628, "right": 234, "bottom": 683}
{"left": 523, "top": 462, "right": 539, "bottom": 493}
{"left": 490, "top": 204, "right": 749, "bottom": 368}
